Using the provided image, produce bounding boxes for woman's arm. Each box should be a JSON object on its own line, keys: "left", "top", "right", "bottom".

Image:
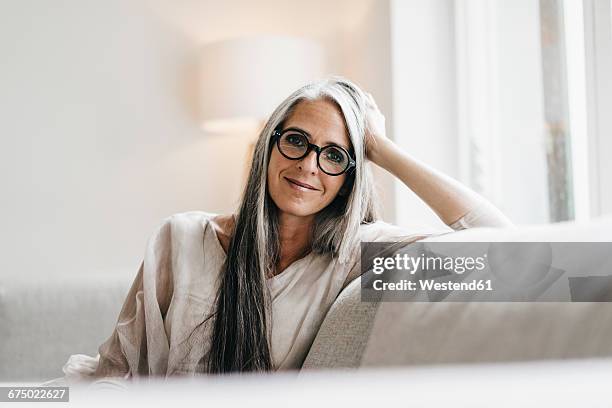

{"left": 364, "top": 93, "right": 512, "bottom": 228}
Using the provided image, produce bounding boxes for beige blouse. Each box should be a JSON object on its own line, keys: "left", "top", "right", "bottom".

{"left": 53, "top": 200, "right": 512, "bottom": 384}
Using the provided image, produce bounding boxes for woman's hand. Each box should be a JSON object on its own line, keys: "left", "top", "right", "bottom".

{"left": 364, "top": 92, "right": 392, "bottom": 166}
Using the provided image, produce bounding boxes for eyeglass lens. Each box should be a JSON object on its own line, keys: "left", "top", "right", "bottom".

{"left": 278, "top": 131, "right": 350, "bottom": 175}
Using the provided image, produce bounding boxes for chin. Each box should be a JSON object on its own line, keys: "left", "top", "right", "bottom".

{"left": 276, "top": 201, "right": 320, "bottom": 218}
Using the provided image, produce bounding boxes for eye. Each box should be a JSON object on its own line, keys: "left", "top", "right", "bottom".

{"left": 285, "top": 133, "right": 306, "bottom": 146}
{"left": 324, "top": 147, "right": 346, "bottom": 163}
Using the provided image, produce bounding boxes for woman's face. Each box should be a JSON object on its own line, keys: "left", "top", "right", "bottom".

{"left": 267, "top": 98, "right": 352, "bottom": 220}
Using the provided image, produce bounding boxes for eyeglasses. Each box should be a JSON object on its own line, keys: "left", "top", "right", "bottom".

{"left": 272, "top": 128, "right": 356, "bottom": 176}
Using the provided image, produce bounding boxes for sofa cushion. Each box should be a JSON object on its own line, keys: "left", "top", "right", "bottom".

{"left": 303, "top": 215, "right": 612, "bottom": 369}
{"left": 0, "top": 272, "right": 132, "bottom": 381}
{"left": 361, "top": 302, "right": 612, "bottom": 366}
{"left": 301, "top": 276, "right": 379, "bottom": 369}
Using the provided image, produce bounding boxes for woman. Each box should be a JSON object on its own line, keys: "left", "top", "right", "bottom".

{"left": 56, "top": 76, "right": 512, "bottom": 383}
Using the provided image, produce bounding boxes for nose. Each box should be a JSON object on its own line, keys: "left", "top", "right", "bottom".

{"left": 297, "top": 148, "right": 318, "bottom": 174}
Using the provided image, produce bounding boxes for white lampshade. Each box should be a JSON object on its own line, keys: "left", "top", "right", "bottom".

{"left": 199, "top": 36, "right": 326, "bottom": 133}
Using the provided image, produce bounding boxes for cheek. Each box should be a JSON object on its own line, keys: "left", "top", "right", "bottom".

{"left": 269, "top": 149, "right": 288, "bottom": 175}
{"left": 321, "top": 175, "right": 346, "bottom": 197}
{"left": 267, "top": 150, "right": 280, "bottom": 175}
{"left": 267, "top": 151, "right": 287, "bottom": 193}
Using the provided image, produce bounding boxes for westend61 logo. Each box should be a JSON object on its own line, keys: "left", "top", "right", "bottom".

{"left": 360, "top": 241, "right": 612, "bottom": 302}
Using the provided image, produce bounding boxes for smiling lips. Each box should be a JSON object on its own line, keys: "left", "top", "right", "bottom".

{"left": 284, "top": 177, "right": 319, "bottom": 191}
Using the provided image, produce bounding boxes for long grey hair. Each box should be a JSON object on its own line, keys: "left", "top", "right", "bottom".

{"left": 207, "top": 76, "right": 381, "bottom": 373}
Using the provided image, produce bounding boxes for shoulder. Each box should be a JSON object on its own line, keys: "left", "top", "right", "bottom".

{"left": 159, "top": 210, "right": 219, "bottom": 228}
{"left": 148, "top": 211, "right": 222, "bottom": 244}
{"left": 154, "top": 211, "right": 235, "bottom": 246}
{"left": 168, "top": 210, "right": 219, "bottom": 224}
{"left": 207, "top": 213, "right": 235, "bottom": 237}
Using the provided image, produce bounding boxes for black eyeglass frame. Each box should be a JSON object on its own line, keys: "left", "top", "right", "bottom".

{"left": 272, "top": 128, "right": 356, "bottom": 176}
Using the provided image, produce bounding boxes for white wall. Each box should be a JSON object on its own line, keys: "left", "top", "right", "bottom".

{"left": 339, "top": 0, "right": 396, "bottom": 222}
{"left": 0, "top": 0, "right": 242, "bottom": 278}
{"left": 389, "top": 0, "right": 460, "bottom": 231}
{"left": 0, "top": 0, "right": 391, "bottom": 279}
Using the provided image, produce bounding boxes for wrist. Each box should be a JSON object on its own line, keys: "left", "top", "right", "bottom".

{"left": 368, "top": 137, "right": 396, "bottom": 168}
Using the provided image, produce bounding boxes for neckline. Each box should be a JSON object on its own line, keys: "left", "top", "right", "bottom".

{"left": 206, "top": 218, "right": 314, "bottom": 283}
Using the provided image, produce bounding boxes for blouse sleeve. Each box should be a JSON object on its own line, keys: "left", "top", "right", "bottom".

{"left": 447, "top": 197, "right": 514, "bottom": 230}
{"left": 59, "top": 216, "right": 175, "bottom": 383}
{"left": 94, "top": 216, "right": 174, "bottom": 379}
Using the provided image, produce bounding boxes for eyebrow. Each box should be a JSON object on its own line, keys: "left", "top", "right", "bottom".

{"left": 284, "top": 126, "right": 351, "bottom": 152}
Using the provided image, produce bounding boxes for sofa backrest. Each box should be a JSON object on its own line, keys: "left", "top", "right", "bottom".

{"left": 303, "top": 216, "right": 612, "bottom": 369}
{"left": 0, "top": 273, "right": 132, "bottom": 381}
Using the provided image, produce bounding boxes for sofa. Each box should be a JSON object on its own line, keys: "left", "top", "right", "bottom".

{"left": 2, "top": 215, "right": 612, "bottom": 398}
{"left": 303, "top": 215, "right": 612, "bottom": 369}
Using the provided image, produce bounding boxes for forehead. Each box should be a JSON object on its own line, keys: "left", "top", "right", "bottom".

{"left": 283, "top": 99, "right": 351, "bottom": 148}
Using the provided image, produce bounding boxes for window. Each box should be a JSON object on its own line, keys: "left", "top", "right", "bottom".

{"left": 455, "top": 0, "right": 612, "bottom": 223}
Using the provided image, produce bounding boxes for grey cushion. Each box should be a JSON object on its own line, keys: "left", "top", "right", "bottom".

{"left": 301, "top": 277, "right": 380, "bottom": 370}
{"left": 361, "top": 302, "right": 612, "bottom": 367}
{"left": 304, "top": 278, "right": 612, "bottom": 369}
{"left": 0, "top": 273, "right": 132, "bottom": 381}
